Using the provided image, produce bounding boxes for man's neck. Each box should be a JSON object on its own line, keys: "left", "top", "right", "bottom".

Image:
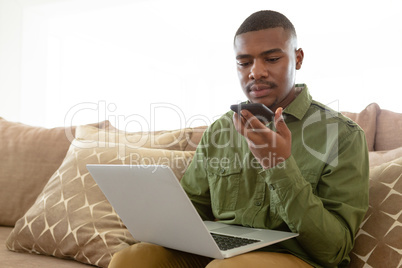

{"left": 271, "top": 86, "right": 301, "bottom": 111}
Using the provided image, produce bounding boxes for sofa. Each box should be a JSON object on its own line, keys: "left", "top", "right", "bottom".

{"left": 0, "top": 102, "right": 401, "bottom": 268}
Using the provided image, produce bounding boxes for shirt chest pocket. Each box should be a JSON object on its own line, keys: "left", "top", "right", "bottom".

{"left": 207, "top": 166, "right": 242, "bottom": 212}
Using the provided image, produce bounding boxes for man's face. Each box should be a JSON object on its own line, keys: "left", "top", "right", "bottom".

{"left": 234, "top": 28, "right": 303, "bottom": 110}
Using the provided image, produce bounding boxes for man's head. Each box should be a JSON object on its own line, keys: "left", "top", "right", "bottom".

{"left": 235, "top": 10, "right": 297, "bottom": 45}
{"left": 234, "top": 10, "right": 304, "bottom": 111}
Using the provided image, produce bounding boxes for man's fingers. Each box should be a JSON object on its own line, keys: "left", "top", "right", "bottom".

{"left": 274, "top": 107, "right": 291, "bottom": 139}
{"left": 233, "top": 112, "right": 247, "bottom": 136}
{"left": 240, "top": 109, "right": 265, "bottom": 130}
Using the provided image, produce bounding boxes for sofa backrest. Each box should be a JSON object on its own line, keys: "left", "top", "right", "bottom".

{"left": 375, "top": 108, "right": 402, "bottom": 151}
{"left": 342, "top": 102, "right": 402, "bottom": 152}
{"left": 0, "top": 118, "right": 77, "bottom": 226}
{"left": 0, "top": 118, "right": 109, "bottom": 227}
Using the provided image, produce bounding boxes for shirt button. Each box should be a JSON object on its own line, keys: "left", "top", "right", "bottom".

{"left": 220, "top": 168, "right": 225, "bottom": 174}
{"left": 268, "top": 184, "right": 275, "bottom": 191}
{"left": 255, "top": 201, "right": 262, "bottom": 206}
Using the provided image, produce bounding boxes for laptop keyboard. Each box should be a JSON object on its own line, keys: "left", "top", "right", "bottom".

{"left": 211, "top": 233, "right": 261, "bottom": 251}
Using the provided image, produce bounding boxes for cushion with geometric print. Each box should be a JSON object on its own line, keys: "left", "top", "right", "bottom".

{"left": 6, "top": 139, "right": 195, "bottom": 267}
{"left": 75, "top": 124, "right": 192, "bottom": 151}
{"left": 349, "top": 156, "right": 402, "bottom": 267}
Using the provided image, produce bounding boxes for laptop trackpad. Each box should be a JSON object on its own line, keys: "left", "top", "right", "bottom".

{"left": 213, "top": 225, "right": 255, "bottom": 236}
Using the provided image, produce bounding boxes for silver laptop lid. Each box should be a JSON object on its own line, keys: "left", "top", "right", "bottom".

{"left": 87, "top": 164, "right": 224, "bottom": 259}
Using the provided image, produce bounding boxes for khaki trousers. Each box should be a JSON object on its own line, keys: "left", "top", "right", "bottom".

{"left": 109, "top": 243, "right": 313, "bottom": 268}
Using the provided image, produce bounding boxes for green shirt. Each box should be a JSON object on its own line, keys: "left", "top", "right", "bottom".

{"left": 180, "top": 84, "right": 369, "bottom": 267}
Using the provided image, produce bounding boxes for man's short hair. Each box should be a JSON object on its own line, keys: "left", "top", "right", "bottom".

{"left": 235, "top": 10, "right": 296, "bottom": 39}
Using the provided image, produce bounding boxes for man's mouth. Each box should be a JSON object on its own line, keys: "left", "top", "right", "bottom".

{"left": 250, "top": 88, "right": 272, "bottom": 98}
{"left": 247, "top": 81, "right": 277, "bottom": 98}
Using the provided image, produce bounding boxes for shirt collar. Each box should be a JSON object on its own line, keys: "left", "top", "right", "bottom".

{"left": 283, "top": 83, "right": 312, "bottom": 120}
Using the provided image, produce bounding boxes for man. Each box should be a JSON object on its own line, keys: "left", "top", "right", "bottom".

{"left": 109, "top": 10, "right": 369, "bottom": 268}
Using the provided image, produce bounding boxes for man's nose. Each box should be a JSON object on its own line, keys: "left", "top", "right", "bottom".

{"left": 249, "top": 60, "right": 268, "bottom": 80}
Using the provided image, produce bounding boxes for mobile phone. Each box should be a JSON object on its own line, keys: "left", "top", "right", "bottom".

{"left": 230, "top": 103, "right": 274, "bottom": 123}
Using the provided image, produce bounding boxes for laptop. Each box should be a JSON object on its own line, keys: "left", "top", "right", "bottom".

{"left": 87, "top": 164, "right": 298, "bottom": 259}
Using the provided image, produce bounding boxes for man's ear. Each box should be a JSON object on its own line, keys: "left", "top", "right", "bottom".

{"left": 295, "top": 48, "right": 304, "bottom": 70}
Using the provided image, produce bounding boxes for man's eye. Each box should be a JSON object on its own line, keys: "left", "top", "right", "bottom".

{"left": 266, "top": 57, "right": 280, "bottom": 62}
{"left": 237, "top": 61, "right": 251, "bottom": 67}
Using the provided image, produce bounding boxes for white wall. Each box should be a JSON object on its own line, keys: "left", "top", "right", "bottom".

{"left": 0, "top": 0, "right": 22, "bottom": 122}
{"left": 1, "top": 0, "right": 401, "bottom": 131}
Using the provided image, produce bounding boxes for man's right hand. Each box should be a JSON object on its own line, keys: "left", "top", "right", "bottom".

{"left": 232, "top": 107, "right": 292, "bottom": 169}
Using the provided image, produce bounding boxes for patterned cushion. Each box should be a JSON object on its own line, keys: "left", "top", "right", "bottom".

{"left": 75, "top": 124, "right": 192, "bottom": 151}
{"left": 349, "top": 157, "right": 402, "bottom": 267}
{"left": 6, "top": 139, "right": 195, "bottom": 267}
{"left": 369, "top": 147, "right": 402, "bottom": 167}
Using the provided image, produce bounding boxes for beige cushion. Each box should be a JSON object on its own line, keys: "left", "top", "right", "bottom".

{"left": 342, "top": 103, "right": 380, "bottom": 151}
{"left": 0, "top": 118, "right": 75, "bottom": 227}
{"left": 183, "top": 126, "right": 208, "bottom": 151}
{"left": 6, "top": 139, "right": 195, "bottom": 267}
{"left": 369, "top": 147, "right": 402, "bottom": 167}
{"left": 76, "top": 124, "right": 192, "bottom": 151}
{"left": 375, "top": 109, "right": 402, "bottom": 151}
{"left": 349, "top": 157, "right": 402, "bottom": 267}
